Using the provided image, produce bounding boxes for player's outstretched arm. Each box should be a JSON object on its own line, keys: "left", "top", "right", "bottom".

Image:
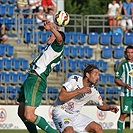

{"left": 97, "top": 102, "right": 119, "bottom": 113}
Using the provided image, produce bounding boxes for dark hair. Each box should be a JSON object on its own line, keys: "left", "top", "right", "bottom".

{"left": 83, "top": 64, "right": 99, "bottom": 78}
{"left": 58, "top": 30, "right": 65, "bottom": 42}
{"left": 125, "top": 45, "right": 133, "bottom": 52}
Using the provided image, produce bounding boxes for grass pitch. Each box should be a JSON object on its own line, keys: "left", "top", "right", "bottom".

{"left": 0, "top": 129, "right": 132, "bottom": 133}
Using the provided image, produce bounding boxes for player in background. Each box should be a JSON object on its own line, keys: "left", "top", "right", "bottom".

{"left": 17, "top": 21, "right": 65, "bottom": 133}
{"left": 115, "top": 45, "right": 133, "bottom": 133}
{"left": 52, "top": 64, "right": 119, "bottom": 133}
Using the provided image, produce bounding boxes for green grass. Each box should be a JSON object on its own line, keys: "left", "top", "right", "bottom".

{"left": 0, "top": 129, "right": 132, "bottom": 133}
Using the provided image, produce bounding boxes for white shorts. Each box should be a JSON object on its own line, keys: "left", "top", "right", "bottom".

{"left": 52, "top": 107, "right": 94, "bottom": 133}
{"left": 121, "top": 19, "right": 133, "bottom": 30}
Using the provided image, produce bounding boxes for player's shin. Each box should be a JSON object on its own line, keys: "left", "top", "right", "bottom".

{"left": 117, "top": 120, "right": 124, "bottom": 133}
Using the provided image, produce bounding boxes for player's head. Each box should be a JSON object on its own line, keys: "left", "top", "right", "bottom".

{"left": 83, "top": 64, "right": 99, "bottom": 84}
{"left": 125, "top": 45, "right": 133, "bottom": 61}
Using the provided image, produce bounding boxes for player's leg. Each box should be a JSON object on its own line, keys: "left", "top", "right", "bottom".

{"left": 18, "top": 102, "right": 38, "bottom": 133}
{"left": 24, "top": 74, "right": 57, "bottom": 133}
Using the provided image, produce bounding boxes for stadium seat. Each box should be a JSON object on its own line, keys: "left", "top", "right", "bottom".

{"left": 69, "top": 45, "right": 77, "bottom": 58}
{"left": 98, "top": 74, "right": 107, "bottom": 85}
{"left": 0, "top": 85, "right": 5, "bottom": 99}
{"left": 1, "top": 72, "right": 10, "bottom": 83}
{"left": 38, "top": 31, "right": 47, "bottom": 44}
{"left": 60, "top": 59, "right": 67, "bottom": 72}
{"left": 115, "top": 60, "right": 121, "bottom": 70}
{"left": 18, "top": 72, "right": 27, "bottom": 83}
{"left": 64, "top": 45, "right": 70, "bottom": 58}
{"left": 5, "top": 43, "right": 14, "bottom": 57}
{"left": 48, "top": 87, "right": 58, "bottom": 100}
{"left": 83, "top": 59, "right": 90, "bottom": 67}
{"left": 98, "top": 59, "right": 108, "bottom": 72}
{"left": 106, "top": 73, "right": 115, "bottom": 85}
{"left": 0, "top": 4, "right": 6, "bottom": 17}
{"left": 9, "top": 71, "right": 19, "bottom": 83}
{"left": 24, "top": 30, "right": 32, "bottom": 43}
{"left": 113, "top": 46, "right": 124, "bottom": 59}
{"left": 0, "top": 44, "right": 6, "bottom": 57}
{"left": 1, "top": 0, "right": 8, "bottom": 3}
{"left": 88, "top": 32, "right": 99, "bottom": 45}
{"left": 3, "top": 58, "right": 12, "bottom": 71}
{"left": 0, "top": 59, "right": 4, "bottom": 71}
{"left": 0, "top": 17, "right": 5, "bottom": 25}
{"left": 78, "top": 33, "right": 86, "bottom": 44}
{"left": 8, "top": 0, "right": 17, "bottom": 4}
{"left": 71, "top": 33, "right": 78, "bottom": 44}
{"left": 76, "top": 45, "right": 85, "bottom": 58}
{"left": 68, "top": 59, "right": 76, "bottom": 72}
{"left": 84, "top": 46, "right": 93, "bottom": 58}
{"left": 112, "top": 32, "right": 122, "bottom": 45}
{"left": 5, "top": 17, "right": 13, "bottom": 30}
{"left": 113, "top": 87, "right": 119, "bottom": 100}
{"left": 75, "top": 59, "right": 84, "bottom": 71}
{"left": 97, "top": 87, "right": 105, "bottom": 99}
{"left": 19, "top": 58, "right": 28, "bottom": 71}
{"left": 101, "top": 46, "right": 112, "bottom": 59}
{"left": 11, "top": 58, "right": 20, "bottom": 71}
{"left": 106, "top": 87, "right": 114, "bottom": 100}
{"left": 64, "top": 32, "right": 71, "bottom": 44}
{"left": 7, "top": 85, "right": 18, "bottom": 100}
{"left": 124, "top": 32, "right": 133, "bottom": 45}
{"left": 7, "top": 4, "right": 15, "bottom": 17}
{"left": 100, "top": 32, "right": 110, "bottom": 45}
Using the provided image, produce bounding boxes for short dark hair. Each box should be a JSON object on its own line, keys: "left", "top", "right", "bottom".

{"left": 58, "top": 30, "right": 65, "bottom": 42}
{"left": 125, "top": 45, "right": 133, "bottom": 52}
{"left": 83, "top": 64, "right": 99, "bottom": 78}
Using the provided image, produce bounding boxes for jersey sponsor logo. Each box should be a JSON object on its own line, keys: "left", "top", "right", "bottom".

{"left": 97, "top": 110, "right": 107, "bottom": 121}
{"left": 124, "top": 105, "right": 128, "bottom": 111}
{"left": 115, "top": 71, "right": 119, "bottom": 77}
{"left": 0, "top": 108, "right": 7, "bottom": 122}
{"left": 129, "top": 70, "right": 133, "bottom": 77}
{"left": 72, "top": 76, "right": 79, "bottom": 82}
{"left": 67, "top": 102, "right": 74, "bottom": 110}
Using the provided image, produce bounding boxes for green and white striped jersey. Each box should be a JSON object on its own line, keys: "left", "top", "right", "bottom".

{"left": 115, "top": 59, "right": 133, "bottom": 97}
{"left": 29, "top": 39, "right": 64, "bottom": 81}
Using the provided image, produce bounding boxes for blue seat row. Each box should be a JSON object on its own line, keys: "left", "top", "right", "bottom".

{"left": 0, "top": 43, "right": 14, "bottom": 57}
{"left": 0, "top": 71, "right": 27, "bottom": 84}
{"left": 0, "top": 57, "right": 28, "bottom": 71}
{"left": 1, "top": 0, "right": 17, "bottom": 4}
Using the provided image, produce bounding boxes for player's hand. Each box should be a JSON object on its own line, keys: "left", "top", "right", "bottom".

{"left": 110, "top": 106, "right": 119, "bottom": 113}
{"left": 79, "top": 87, "right": 91, "bottom": 94}
{"left": 125, "top": 84, "right": 132, "bottom": 90}
{"left": 44, "top": 21, "right": 54, "bottom": 30}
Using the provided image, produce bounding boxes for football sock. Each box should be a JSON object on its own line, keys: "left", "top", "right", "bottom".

{"left": 117, "top": 120, "right": 124, "bottom": 133}
{"left": 24, "top": 120, "right": 38, "bottom": 133}
{"left": 34, "top": 115, "right": 57, "bottom": 133}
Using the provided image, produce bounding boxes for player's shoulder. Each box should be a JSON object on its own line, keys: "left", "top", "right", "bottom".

{"left": 68, "top": 74, "right": 82, "bottom": 82}
{"left": 118, "top": 59, "right": 127, "bottom": 66}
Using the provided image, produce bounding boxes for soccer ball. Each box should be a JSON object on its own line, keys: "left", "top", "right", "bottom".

{"left": 54, "top": 11, "right": 70, "bottom": 27}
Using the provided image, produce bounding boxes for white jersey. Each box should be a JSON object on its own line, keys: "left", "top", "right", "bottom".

{"left": 108, "top": 3, "right": 119, "bottom": 16}
{"left": 53, "top": 75, "right": 103, "bottom": 115}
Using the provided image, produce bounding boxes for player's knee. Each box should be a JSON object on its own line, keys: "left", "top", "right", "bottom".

{"left": 63, "top": 126, "right": 74, "bottom": 133}
{"left": 95, "top": 124, "right": 103, "bottom": 133}
{"left": 24, "top": 112, "right": 35, "bottom": 123}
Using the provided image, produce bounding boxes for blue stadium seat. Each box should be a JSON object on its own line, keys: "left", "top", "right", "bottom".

{"left": 83, "top": 59, "right": 90, "bottom": 67}
{"left": 0, "top": 17, "right": 5, "bottom": 25}
{"left": 5, "top": 44, "right": 14, "bottom": 57}
{"left": 100, "top": 32, "right": 110, "bottom": 45}
{"left": 60, "top": 59, "right": 67, "bottom": 72}
{"left": 1, "top": 72, "right": 10, "bottom": 83}
{"left": 19, "top": 58, "right": 28, "bottom": 71}
{"left": 53, "top": 63, "right": 61, "bottom": 72}
{"left": 69, "top": 45, "right": 77, "bottom": 58}
{"left": 88, "top": 32, "right": 99, "bottom": 45}
{"left": 48, "top": 87, "right": 58, "bottom": 100}
{"left": 124, "top": 32, "right": 133, "bottom": 45}
{"left": 7, "top": 4, "right": 15, "bottom": 17}
{"left": 98, "top": 74, "right": 107, "bottom": 85}
{"left": 115, "top": 60, "right": 121, "bottom": 70}
{"left": 11, "top": 58, "right": 20, "bottom": 71}
{"left": 112, "top": 32, "right": 122, "bottom": 45}
{"left": 5, "top": 17, "right": 13, "bottom": 30}
{"left": 31, "top": 31, "right": 37, "bottom": 44}
{"left": 98, "top": 59, "right": 108, "bottom": 72}
{"left": 113, "top": 87, "right": 119, "bottom": 100}
{"left": 75, "top": 59, "right": 84, "bottom": 71}
{"left": 64, "top": 32, "right": 71, "bottom": 44}
{"left": 106, "top": 87, "right": 114, "bottom": 100}
{"left": 71, "top": 33, "right": 78, "bottom": 44}
{"left": 9, "top": 71, "right": 19, "bottom": 83}
{"left": 38, "top": 31, "right": 47, "bottom": 44}
{"left": 24, "top": 30, "right": 32, "bottom": 43}
{"left": 84, "top": 46, "right": 93, "bottom": 58}
{"left": 68, "top": 59, "right": 76, "bottom": 72}
{"left": 38, "top": 45, "right": 43, "bottom": 53}
{"left": 1, "top": 0, "right": 8, "bottom": 3}
{"left": 76, "top": 45, "right": 85, "bottom": 58}
{"left": 78, "top": 33, "right": 86, "bottom": 44}
{"left": 0, "top": 4, "right": 6, "bottom": 17}
{"left": 0, "top": 59, "right": 4, "bottom": 71}
{"left": 101, "top": 46, "right": 112, "bottom": 59}
{"left": 8, "top": 0, "right": 17, "bottom": 4}
{"left": 64, "top": 45, "right": 70, "bottom": 58}
{"left": 106, "top": 73, "right": 115, "bottom": 85}
{"left": 97, "top": 87, "right": 105, "bottom": 99}
{"left": 7, "top": 85, "right": 17, "bottom": 100}
{"left": 18, "top": 72, "right": 27, "bottom": 83}
{"left": 113, "top": 46, "right": 124, "bottom": 59}
{"left": 0, "top": 44, "right": 6, "bottom": 57}
{"left": 0, "top": 85, "right": 5, "bottom": 99}
{"left": 3, "top": 57, "right": 12, "bottom": 71}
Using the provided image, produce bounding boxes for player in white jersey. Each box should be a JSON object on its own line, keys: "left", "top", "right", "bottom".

{"left": 115, "top": 45, "right": 133, "bottom": 133}
{"left": 52, "top": 64, "right": 119, "bottom": 133}
{"left": 17, "top": 21, "right": 65, "bottom": 133}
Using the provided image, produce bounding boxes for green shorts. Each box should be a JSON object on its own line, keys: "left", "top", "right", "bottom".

{"left": 120, "top": 96, "right": 133, "bottom": 114}
{"left": 17, "top": 74, "right": 47, "bottom": 107}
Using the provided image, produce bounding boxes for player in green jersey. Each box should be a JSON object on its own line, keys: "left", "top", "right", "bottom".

{"left": 17, "top": 21, "right": 65, "bottom": 133}
{"left": 115, "top": 45, "right": 133, "bottom": 133}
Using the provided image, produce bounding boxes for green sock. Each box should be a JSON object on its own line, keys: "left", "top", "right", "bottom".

{"left": 117, "top": 120, "right": 124, "bottom": 133}
{"left": 34, "top": 115, "right": 57, "bottom": 133}
{"left": 24, "top": 120, "right": 38, "bottom": 133}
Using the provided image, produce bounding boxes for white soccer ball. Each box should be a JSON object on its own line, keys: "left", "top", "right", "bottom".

{"left": 54, "top": 10, "right": 70, "bottom": 27}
